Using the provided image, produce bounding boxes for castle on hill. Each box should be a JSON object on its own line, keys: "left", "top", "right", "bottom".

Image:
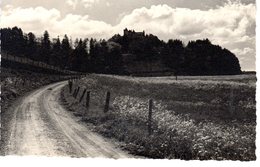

{"left": 123, "top": 28, "right": 145, "bottom": 37}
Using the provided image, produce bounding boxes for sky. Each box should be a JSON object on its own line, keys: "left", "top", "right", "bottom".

{"left": 0, "top": 0, "right": 256, "bottom": 71}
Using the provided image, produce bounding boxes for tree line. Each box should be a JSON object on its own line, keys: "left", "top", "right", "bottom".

{"left": 1, "top": 27, "right": 242, "bottom": 75}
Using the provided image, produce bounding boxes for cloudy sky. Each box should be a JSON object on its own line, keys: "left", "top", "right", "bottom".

{"left": 1, "top": 0, "right": 256, "bottom": 71}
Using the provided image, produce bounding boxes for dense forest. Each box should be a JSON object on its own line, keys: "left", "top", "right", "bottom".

{"left": 1, "top": 27, "right": 241, "bottom": 75}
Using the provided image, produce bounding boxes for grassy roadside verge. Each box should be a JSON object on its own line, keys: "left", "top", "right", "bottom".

{"left": 60, "top": 74, "right": 256, "bottom": 160}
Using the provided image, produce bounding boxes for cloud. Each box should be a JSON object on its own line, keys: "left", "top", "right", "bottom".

{"left": 232, "top": 47, "right": 256, "bottom": 71}
{"left": 66, "top": 0, "right": 78, "bottom": 10}
{"left": 1, "top": 6, "right": 61, "bottom": 32}
{"left": 1, "top": 5, "right": 113, "bottom": 39}
{"left": 55, "top": 14, "right": 113, "bottom": 38}
{"left": 106, "top": 2, "right": 111, "bottom": 7}
{"left": 81, "top": 0, "right": 98, "bottom": 8}
{"left": 1, "top": 2, "right": 256, "bottom": 70}
{"left": 116, "top": 3, "right": 255, "bottom": 41}
{"left": 66, "top": 0, "right": 100, "bottom": 9}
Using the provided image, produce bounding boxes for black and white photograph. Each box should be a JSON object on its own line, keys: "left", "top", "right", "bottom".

{"left": 0, "top": 0, "right": 258, "bottom": 164}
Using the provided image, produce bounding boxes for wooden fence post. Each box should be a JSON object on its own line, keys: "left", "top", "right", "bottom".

{"left": 104, "top": 91, "right": 110, "bottom": 113}
{"left": 148, "top": 99, "right": 153, "bottom": 136}
{"left": 22, "top": 79, "right": 25, "bottom": 86}
{"left": 86, "top": 91, "right": 90, "bottom": 108}
{"left": 74, "top": 87, "right": 80, "bottom": 98}
{"left": 68, "top": 80, "right": 73, "bottom": 94}
{"left": 229, "top": 88, "right": 234, "bottom": 116}
{"left": 84, "top": 91, "right": 91, "bottom": 117}
{"left": 73, "top": 88, "right": 77, "bottom": 98}
{"left": 79, "top": 89, "right": 87, "bottom": 102}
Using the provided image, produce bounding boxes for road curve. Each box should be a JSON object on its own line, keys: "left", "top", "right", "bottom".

{"left": 3, "top": 81, "right": 132, "bottom": 158}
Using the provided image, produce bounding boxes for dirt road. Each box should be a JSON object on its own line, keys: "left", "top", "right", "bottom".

{"left": 2, "top": 81, "right": 132, "bottom": 158}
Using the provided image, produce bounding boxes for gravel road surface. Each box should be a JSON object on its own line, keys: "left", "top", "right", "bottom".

{"left": 2, "top": 81, "right": 132, "bottom": 158}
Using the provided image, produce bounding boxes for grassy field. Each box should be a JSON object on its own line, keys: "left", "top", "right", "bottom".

{"left": 61, "top": 74, "right": 256, "bottom": 160}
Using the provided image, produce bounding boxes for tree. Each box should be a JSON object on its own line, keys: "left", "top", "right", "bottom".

{"left": 106, "top": 42, "right": 124, "bottom": 74}
{"left": 51, "top": 37, "right": 62, "bottom": 66}
{"left": 71, "top": 38, "right": 88, "bottom": 71}
{"left": 185, "top": 39, "right": 241, "bottom": 75}
{"left": 1, "top": 27, "right": 26, "bottom": 56}
{"left": 93, "top": 40, "right": 107, "bottom": 73}
{"left": 12, "top": 27, "right": 26, "bottom": 56}
{"left": 39, "top": 30, "right": 51, "bottom": 63}
{"left": 61, "top": 34, "right": 72, "bottom": 69}
{"left": 162, "top": 39, "right": 185, "bottom": 78}
{"left": 26, "top": 32, "right": 38, "bottom": 60}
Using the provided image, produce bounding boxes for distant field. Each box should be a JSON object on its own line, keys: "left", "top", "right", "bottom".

{"left": 62, "top": 74, "right": 256, "bottom": 160}
{"left": 98, "top": 74, "right": 256, "bottom": 87}
{"left": 94, "top": 74, "right": 256, "bottom": 121}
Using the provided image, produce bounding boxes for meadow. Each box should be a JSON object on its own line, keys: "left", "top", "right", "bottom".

{"left": 61, "top": 74, "right": 256, "bottom": 160}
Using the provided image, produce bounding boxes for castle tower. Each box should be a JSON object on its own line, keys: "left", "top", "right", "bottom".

{"left": 123, "top": 28, "right": 128, "bottom": 36}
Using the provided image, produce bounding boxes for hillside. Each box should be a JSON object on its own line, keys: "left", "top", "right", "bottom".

{"left": 1, "top": 27, "right": 241, "bottom": 76}
{"left": 109, "top": 29, "right": 241, "bottom": 75}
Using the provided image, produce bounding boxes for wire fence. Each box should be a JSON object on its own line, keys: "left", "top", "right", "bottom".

{"left": 1, "top": 51, "right": 79, "bottom": 75}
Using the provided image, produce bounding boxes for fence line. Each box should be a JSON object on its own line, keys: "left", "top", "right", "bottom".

{"left": 69, "top": 80, "right": 155, "bottom": 135}
{"left": 1, "top": 52, "right": 79, "bottom": 75}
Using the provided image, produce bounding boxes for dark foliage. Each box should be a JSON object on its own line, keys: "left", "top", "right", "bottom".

{"left": 1, "top": 27, "right": 242, "bottom": 75}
